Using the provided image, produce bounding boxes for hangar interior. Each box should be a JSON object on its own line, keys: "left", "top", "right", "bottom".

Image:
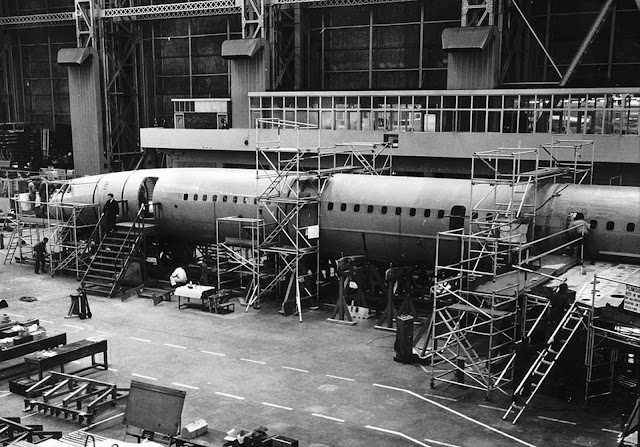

{"left": 0, "top": 1, "right": 639, "bottom": 447}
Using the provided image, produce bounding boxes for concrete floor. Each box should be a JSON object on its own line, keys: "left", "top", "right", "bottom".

{"left": 0, "top": 257, "right": 634, "bottom": 447}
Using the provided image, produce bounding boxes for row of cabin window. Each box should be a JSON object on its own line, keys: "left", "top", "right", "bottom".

{"left": 326, "top": 202, "right": 637, "bottom": 232}
{"left": 589, "top": 219, "right": 636, "bottom": 232}
{"left": 327, "top": 202, "right": 447, "bottom": 218}
{"left": 183, "top": 193, "right": 257, "bottom": 205}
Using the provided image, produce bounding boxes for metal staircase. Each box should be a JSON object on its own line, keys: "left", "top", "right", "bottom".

{"left": 80, "top": 205, "right": 158, "bottom": 297}
{"left": 503, "top": 301, "right": 592, "bottom": 424}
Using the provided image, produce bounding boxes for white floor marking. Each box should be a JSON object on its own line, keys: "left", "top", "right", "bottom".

{"left": 172, "top": 382, "right": 200, "bottom": 390}
{"left": 0, "top": 392, "right": 11, "bottom": 398}
{"left": 130, "top": 337, "right": 151, "bottom": 343}
{"left": 132, "top": 373, "right": 157, "bottom": 381}
{"left": 425, "top": 393, "right": 457, "bottom": 402}
{"left": 601, "top": 428, "right": 620, "bottom": 434}
{"left": 215, "top": 392, "right": 245, "bottom": 400}
{"left": 261, "top": 402, "right": 293, "bottom": 411}
{"left": 311, "top": 413, "right": 344, "bottom": 423}
{"left": 70, "top": 412, "right": 126, "bottom": 433}
{"left": 164, "top": 343, "right": 187, "bottom": 349}
{"left": 40, "top": 319, "right": 53, "bottom": 324}
{"left": 64, "top": 324, "right": 84, "bottom": 330}
{"left": 365, "top": 425, "right": 431, "bottom": 447}
{"left": 423, "top": 438, "right": 461, "bottom": 447}
{"left": 282, "top": 366, "right": 308, "bottom": 373}
{"left": 240, "top": 358, "right": 266, "bottom": 365}
{"left": 21, "top": 412, "right": 39, "bottom": 419}
{"left": 478, "top": 404, "right": 507, "bottom": 411}
{"left": 372, "top": 383, "right": 537, "bottom": 447}
{"left": 201, "top": 350, "right": 226, "bottom": 356}
{"left": 5, "top": 313, "right": 25, "bottom": 318}
{"left": 108, "top": 368, "right": 118, "bottom": 372}
{"left": 538, "top": 416, "right": 576, "bottom": 425}
{"left": 326, "top": 374, "right": 355, "bottom": 382}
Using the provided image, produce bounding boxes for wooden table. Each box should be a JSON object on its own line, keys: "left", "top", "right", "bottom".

{"left": 176, "top": 285, "right": 224, "bottom": 313}
{"left": 24, "top": 338, "right": 108, "bottom": 380}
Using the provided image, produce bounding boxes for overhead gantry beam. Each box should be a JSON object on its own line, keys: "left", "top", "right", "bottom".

{"left": 559, "top": 0, "right": 615, "bottom": 87}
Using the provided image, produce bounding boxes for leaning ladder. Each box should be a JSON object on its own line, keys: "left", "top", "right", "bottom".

{"left": 503, "top": 301, "right": 591, "bottom": 424}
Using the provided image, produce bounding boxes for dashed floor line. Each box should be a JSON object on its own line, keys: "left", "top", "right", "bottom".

{"left": 201, "top": 350, "right": 226, "bottom": 356}
{"left": 64, "top": 324, "right": 85, "bottom": 330}
{"left": 538, "top": 416, "right": 576, "bottom": 425}
{"left": 478, "top": 404, "right": 507, "bottom": 411}
{"left": 240, "top": 358, "right": 266, "bottom": 365}
{"left": 172, "top": 382, "right": 199, "bottom": 390}
{"left": 282, "top": 366, "right": 308, "bottom": 373}
{"left": 326, "top": 374, "right": 355, "bottom": 382}
{"left": 601, "top": 428, "right": 620, "bottom": 434}
{"left": 261, "top": 402, "right": 293, "bottom": 411}
{"left": 311, "top": 413, "right": 344, "bottom": 423}
{"left": 164, "top": 343, "right": 187, "bottom": 349}
{"left": 425, "top": 393, "right": 457, "bottom": 402}
{"left": 131, "top": 373, "right": 157, "bottom": 381}
{"left": 129, "top": 337, "right": 151, "bottom": 343}
{"left": 215, "top": 392, "right": 245, "bottom": 400}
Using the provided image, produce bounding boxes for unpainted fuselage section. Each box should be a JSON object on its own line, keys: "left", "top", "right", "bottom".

{"left": 51, "top": 168, "right": 640, "bottom": 265}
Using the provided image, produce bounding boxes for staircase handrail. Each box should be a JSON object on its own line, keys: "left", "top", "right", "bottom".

{"left": 111, "top": 203, "right": 149, "bottom": 267}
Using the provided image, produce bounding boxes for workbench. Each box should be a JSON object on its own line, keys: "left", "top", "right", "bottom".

{"left": 176, "top": 285, "right": 234, "bottom": 314}
{"left": 23, "top": 337, "right": 108, "bottom": 380}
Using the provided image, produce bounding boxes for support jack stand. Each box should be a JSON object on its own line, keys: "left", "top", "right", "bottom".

{"left": 67, "top": 290, "right": 92, "bottom": 319}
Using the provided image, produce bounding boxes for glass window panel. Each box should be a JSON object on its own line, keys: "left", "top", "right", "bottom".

{"left": 400, "top": 96, "right": 413, "bottom": 108}
{"left": 321, "top": 111, "right": 333, "bottom": 129}
{"left": 489, "top": 96, "right": 502, "bottom": 109}
{"left": 250, "top": 97, "right": 260, "bottom": 108}
{"left": 425, "top": 111, "right": 439, "bottom": 132}
{"left": 520, "top": 95, "right": 535, "bottom": 109}
{"left": 537, "top": 95, "right": 552, "bottom": 109}
{"left": 309, "top": 97, "right": 320, "bottom": 108}
{"left": 361, "top": 111, "right": 372, "bottom": 131}
{"left": 428, "top": 96, "right": 442, "bottom": 109}
{"left": 414, "top": 96, "right": 426, "bottom": 110}
{"left": 285, "top": 111, "right": 295, "bottom": 122}
{"left": 335, "top": 111, "right": 347, "bottom": 130}
{"left": 297, "top": 111, "right": 309, "bottom": 125}
{"left": 360, "top": 96, "right": 371, "bottom": 108}
{"left": 296, "top": 96, "right": 308, "bottom": 108}
{"left": 473, "top": 96, "right": 487, "bottom": 108}
{"left": 273, "top": 97, "right": 283, "bottom": 108}
{"left": 472, "top": 111, "right": 486, "bottom": 132}
{"left": 488, "top": 111, "right": 501, "bottom": 132}
{"left": 519, "top": 111, "right": 534, "bottom": 133}
{"left": 534, "top": 111, "right": 550, "bottom": 133}
{"left": 458, "top": 96, "right": 471, "bottom": 108}
{"left": 443, "top": 96, "right": 456, "bottom": 109}
{"left": 321, "top": 97, "right": 332, "bottom": 108}
{"left": 373, "top": 96, "right": 385, "bottom": 108}
{"left": 375, "top": 111, "right": 391, "bottom": 130}
{"left": 261, "top": 97, "right": 272, "bottom": 108}
{"left": 284, "top": 97, "right": 295, "bottom": 108}
{"left": 503, "top": 111, "right": 518, "bottom": 133}
{"left": 348, "top": 111, "right": 360, "bottom": 130}
{"left": 347, "top": 96, "right": 359, "bottom": 108}
{"left": 457, "top": 111, "right": 471, "bottom": 132}
{"left": 442, "top": 111, "right": 454, "bottom": 131}
{"left": 412, "top": 112, "right": 423, "bottom": 131}
{"left": 335, "top": 96, "right": 346, "bottom": 108}
{"left": 308, "top": 111, "right": 319, "bottom": 126}
{"left": 504, "top": 95, "right": 518, "bottom": 109}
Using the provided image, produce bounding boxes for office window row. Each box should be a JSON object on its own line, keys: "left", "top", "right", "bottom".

{"left": 249, "top": 91, "right": 639, "bottom": 135}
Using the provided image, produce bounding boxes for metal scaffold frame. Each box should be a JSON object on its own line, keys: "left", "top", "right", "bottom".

{"left": 422, "top": 147, "right": 557, "bottom": 397}
{"left": 3, "top": 181, "right": 100, "bottom": 280}
{"left": 249, "top": 118, "right": 391, "bottom": 321}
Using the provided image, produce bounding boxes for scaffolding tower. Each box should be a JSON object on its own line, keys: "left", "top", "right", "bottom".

{"left": 422, "top": 145, "right": 590, "bottom": 398}
{"left": 250, "top": 118, "right": 391, "bottom": 321}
